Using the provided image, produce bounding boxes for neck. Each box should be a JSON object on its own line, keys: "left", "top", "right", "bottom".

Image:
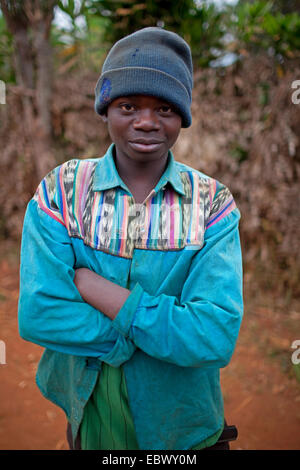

{"left": 113, "top": 147, "right": 169, "bottom": 189}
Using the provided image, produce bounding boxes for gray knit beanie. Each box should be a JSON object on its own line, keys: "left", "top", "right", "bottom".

{"left": 95, "top": 27, "right": 193, "bottom": 128}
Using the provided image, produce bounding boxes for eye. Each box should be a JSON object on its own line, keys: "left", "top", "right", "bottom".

{"left": 159, "top": 105, "right": 173, "bottom": 114}
{"left": 119, "top": 103, "right": 135, "bottom": 112}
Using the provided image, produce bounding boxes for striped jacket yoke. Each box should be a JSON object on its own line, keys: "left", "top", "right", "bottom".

{"left": 35, "top": 144, "right": 236, "bottom": 258}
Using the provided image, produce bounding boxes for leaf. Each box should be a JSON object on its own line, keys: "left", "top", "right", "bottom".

{"left": 293, "top": 364, "right": 300, "bottom": 384}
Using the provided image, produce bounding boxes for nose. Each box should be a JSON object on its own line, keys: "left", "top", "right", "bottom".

{"left": 133, "top": 108, "right": 160, "bottom": 132}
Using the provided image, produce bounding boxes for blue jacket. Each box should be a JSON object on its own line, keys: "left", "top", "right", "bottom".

{"left": 18, "top": 144, "right": 243, "bottom": 450}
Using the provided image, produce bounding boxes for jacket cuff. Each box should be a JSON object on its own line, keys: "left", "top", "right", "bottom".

{"left": 112, "top": 282, "right": 144, "bottom": 338}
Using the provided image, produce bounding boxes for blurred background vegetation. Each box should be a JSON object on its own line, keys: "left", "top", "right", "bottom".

{"left": 0, "top": 0, "right": 299, "bottom": 307}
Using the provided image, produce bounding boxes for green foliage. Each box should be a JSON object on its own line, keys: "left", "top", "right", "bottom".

{"left": 84, "top": 0, "right": 196, "bottom": 42}
{"left": 0, "top": 14, "right": 15, "bottom": 83}
{"left": 180, "top": 4, "right": 226, "bottom": 67}
{"left": 1, "top": 0, "right": 300, "bottom": 80}
{"left": 52, "top": 1, "right": 230, "bottom": 68}
{"left": 230, "top": 1, "right": 300, "bottom": 58}
{"left": 66, "top": 0, "right": 300, "bottom": 69}
{"left": 258, "top": 81, "right": 270, "bottom": 106}
{"left": 293, "top": 363, "right": 300, "bottom": 384}
{"left": 80, "top": 1, "right": 230, "bottom": 67}
{"left": 51, "top": 1, "right": 110, "bottom": 72}
{"left": 229, "top": 143, "right": 249, "bottom": 163}
{"left": 57, "top": 0, "right": 88, "bottom": 41}
{"left": 81, "top": 14, "right": 111, "bottom": 70}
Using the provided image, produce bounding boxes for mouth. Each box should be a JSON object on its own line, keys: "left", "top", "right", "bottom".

{"left": 128, "top": 139, "right": 164, "bottom": 153}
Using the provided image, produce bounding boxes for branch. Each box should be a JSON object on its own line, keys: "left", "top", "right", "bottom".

{"left": 7, "top": 84, "right": 36, "bottom": 97}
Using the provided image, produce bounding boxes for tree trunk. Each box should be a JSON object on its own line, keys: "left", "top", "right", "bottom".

{"left": 0, "top": 0, "right": 57, "bottom": 184}
{"left": 30, "top": 4, "right": 57, "bottom": 180}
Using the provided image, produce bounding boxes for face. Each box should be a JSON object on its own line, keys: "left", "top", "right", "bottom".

{"left": 102, "top": 95, "right": 182, "bottom": 166}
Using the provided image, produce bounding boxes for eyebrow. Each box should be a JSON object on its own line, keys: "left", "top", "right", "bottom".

{"left": 116, "top": 96, "right": 172, "bottom": 105}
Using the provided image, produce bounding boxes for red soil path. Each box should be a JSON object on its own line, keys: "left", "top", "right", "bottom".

{"left": 0, "top": 256, "right": 299, "bottom": 450}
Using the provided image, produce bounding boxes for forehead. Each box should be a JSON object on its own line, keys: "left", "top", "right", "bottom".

{"left": 110, "top": 94, "right": 172, "bottom": 106}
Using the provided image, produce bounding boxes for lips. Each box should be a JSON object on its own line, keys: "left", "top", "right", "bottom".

{"left": 128, "top": 138, "right": 164, "bottom": 153}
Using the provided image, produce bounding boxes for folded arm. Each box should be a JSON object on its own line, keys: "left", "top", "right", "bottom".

{"left": 18, "top": 198, "right": 136, "bottom": 367}
{"left": 75, "top": 209, "right": 244, "bottom": 369}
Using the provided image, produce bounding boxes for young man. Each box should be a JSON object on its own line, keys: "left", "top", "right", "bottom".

{"left": 18, "top": 27, "right": 243, "bottom": 450}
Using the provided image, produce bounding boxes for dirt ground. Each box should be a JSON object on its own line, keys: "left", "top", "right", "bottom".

{"left": 0, "top": 248, "right": 300, "bottom": 451}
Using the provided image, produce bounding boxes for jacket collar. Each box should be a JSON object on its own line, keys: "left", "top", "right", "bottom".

{"left": 93, "top": 144, "right": 186, "bottom": 196}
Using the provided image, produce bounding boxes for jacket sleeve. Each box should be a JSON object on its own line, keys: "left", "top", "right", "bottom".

{"left": 112, "top": 206, "right": 243, "bottom": 368}
{"left": 18, "top": 175, "right": 136, "bottom": 367}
